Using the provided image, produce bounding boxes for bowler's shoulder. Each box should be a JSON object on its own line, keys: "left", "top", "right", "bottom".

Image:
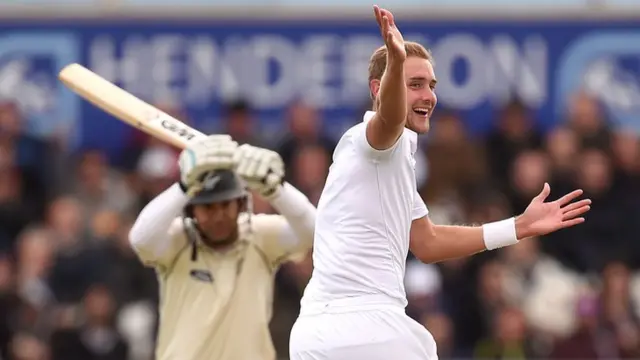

{"left": 338, "top": 122, "right": 367, "bottom": 144}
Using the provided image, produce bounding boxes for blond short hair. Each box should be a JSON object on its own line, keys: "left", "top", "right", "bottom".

{"left": 368, "top": 41, "right": 433, "bottom": 82}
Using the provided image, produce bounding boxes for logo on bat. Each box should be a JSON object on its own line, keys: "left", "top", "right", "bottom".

{"left": 160, "top": 118, "right": 198, "bottom": 141}
{"left": 147, "top": 112, "right": 198, "bottom": 141}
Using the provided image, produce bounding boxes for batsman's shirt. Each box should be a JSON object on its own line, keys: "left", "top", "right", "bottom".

{"left": 301, "top": 111, "right": 428, "bottom": 310}
{"left": 132, "top": 212, "right": 305, "bottom": 360}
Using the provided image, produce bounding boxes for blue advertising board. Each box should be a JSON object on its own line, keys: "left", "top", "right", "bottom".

{"left": 0, "top": 19, "right": 639, "bottom": 156}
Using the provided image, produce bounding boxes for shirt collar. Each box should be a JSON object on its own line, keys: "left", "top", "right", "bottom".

{"left": 363, "top": 111, "right": 376, "bottom": 123}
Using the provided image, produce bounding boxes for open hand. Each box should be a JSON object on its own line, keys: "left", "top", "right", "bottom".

{"left": 516, "top": 182, "right": 591, "bottom": 239}
{"left": 374, "top": 5, "right": 406, "bottom": 62}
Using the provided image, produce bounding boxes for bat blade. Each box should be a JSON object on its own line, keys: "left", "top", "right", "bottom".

{"left": 58, "top": 63, "right": 205, "bottom": 149}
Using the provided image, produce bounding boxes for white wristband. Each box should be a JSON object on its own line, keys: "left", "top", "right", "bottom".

{"left": 482, "top": 217, "right": 518, "bottom": 250}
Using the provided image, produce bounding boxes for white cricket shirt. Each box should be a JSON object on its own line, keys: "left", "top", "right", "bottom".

{"left": 301, "top": 111, "right": 428, "bottom": 310}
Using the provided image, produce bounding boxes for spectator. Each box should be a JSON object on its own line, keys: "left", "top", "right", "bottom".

{"left": 473, "top": 307, "right": 532, "bottom": 359}
{"left": 501, "top": 238, "right": 584, "bottom": 340}
{"left": 0, "top": 102, "right": 53, "bottom": 212}
{"left": 9, "top": 332, "right": 50, "bottom": 360}
{"left": 565, "top": 91, "right": 611, "bottom": 150}
{"left": 70, "top": 150, "right": 137, "bottom": 221}
{"left": 485, "top": 99, "right": 542, "bottom": 191}
{"left": 544, "top": 126, "right": 580, "bottom": 196}
{"left": 550, "top": 292, "right": 618, "bottom": 359}
{"left": 50, "top": 284, "right": 129, "bottom": 360}
{"left": 421, "top": 109, "right": 487, "bottom": 204}
{"left": 422, "top": 312, "right": 456, "bottom": 359}
{"left": 221, "top": 99, "right": 263, "bottom": 146}
{"left": 0, "top": 166, "right": 37, "bottom": 253}
{"left": 276, "top": 100, "right": 336, "bottom": 176}
{"left": 289, "top": 144, "right": 330, "bottom": 203}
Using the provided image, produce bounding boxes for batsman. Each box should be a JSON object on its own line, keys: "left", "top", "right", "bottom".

{"left": 129, "top": 135, "right": 316, "bottom": 360}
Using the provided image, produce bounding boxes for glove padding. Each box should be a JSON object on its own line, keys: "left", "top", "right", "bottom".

{"left": 233, "top": 144, "right": 285, "bottom": 198}
{"left": 178, "top": 135, "right": 238, "bottom": 196}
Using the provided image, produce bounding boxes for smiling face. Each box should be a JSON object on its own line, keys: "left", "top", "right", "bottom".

{"left": 401, "top": 57, "right": 437, "bottom": 134}
{"left": 368, "top": 42, "right": 438, "bottom": 134}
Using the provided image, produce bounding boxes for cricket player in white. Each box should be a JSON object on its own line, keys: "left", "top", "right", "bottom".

{"left": 129, "top": 135, "right": 316, "bottom": 360}
{"left": 289, "top": 6, "right": 592, "bottom": 360}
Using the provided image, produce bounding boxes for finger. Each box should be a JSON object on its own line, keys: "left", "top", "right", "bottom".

{"left": 255, "top": 153, "right": 273, "bottom": 179}
{"left": 244, "top": 147, "right": 262, "bottom": 177}
{"left": 231, "top": 143, "right": 246, "bottom": 162}
{"left": 561, "top": 199, "right": 592, "bottom": 214}
{"left": 385, "top": 9, "right": 396, "bottom": 26}
{"left": 382, "top": 16, "right": 391, "bottom": 40}
{"left": 215, "top": 144, "right": 238, "bottom": 168}
{"left": 387, "top": 32, "right": 397, "bottom": 49}
{"left": 265, "top": 173, "right": 281, "bottom": 188}
{"left": 561, "top": 217, "right": 585, "bottom": 228}
{"left": 235, "top": 149, "right": 249, "bottom": 175}
{"left": 534, "top": 182, "right": 551, "bottom": 202}
{"left": 556, "top": 189, "right": 584, "bottom": 206}
{"left": 562, "top": 205, "right": 591, "bottom": 221}
{"left": 271, "top": 160, "right": 285, "bottom": 177}
{"left": 232, "top": 148, "right": 244, "bottom": 166}
{"left": 373, "top": 5, "right": 382, "bottom": 27}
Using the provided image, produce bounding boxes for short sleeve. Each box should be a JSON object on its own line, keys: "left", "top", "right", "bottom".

{"left": 351, "top": 122, "right": 404, "bottom": 162}
{"left": 412, "top": 190, "right": 429, "bottom": 220}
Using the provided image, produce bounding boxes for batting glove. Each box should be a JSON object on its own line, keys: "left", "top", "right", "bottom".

{"left": 178, "top": 135, "right": 238, "bottom": 196}
{"left": 233, "top": 144, "right": 285, "bottom": 198}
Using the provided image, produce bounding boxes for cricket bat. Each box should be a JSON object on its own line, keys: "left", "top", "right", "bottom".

{"left": 58, "top": 63, "right": 205, "bottom": 149}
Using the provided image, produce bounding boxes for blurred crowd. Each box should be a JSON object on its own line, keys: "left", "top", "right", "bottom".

{"left": 0, "top": 87, "right": 638, "bottom": 360}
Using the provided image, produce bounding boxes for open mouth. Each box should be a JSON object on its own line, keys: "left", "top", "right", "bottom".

{"left": 413, "top": 108, "right": 430, "bottom": 116}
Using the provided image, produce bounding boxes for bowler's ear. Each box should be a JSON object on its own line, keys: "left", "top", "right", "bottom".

{"left": 369, "top": 79, "right": 381, "bottom": 100}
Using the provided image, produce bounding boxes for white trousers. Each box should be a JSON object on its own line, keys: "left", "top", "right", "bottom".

{"left": 289, "top": 304, "right": 438, "bottom": 360}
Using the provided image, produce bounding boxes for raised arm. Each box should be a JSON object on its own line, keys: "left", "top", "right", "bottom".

{"left": 410, "top": 183, "right": 591, "bottom": 263}
{"left": 234, "top": 144, "right": 315, "bottom": 262}
{"left": 129, "top": 134, "right": 238, "bottom": 267}
{"left": 129, "top": 183, "right": 190, "bottom": 266}
{"left": 250, "top": 183, "right": 316, "bottom": 264}
{"left": 367, "top": 6, "right": 408, "bottom": 151}
{"left": 267, "top": 183, "right": 315, "bottom": 252}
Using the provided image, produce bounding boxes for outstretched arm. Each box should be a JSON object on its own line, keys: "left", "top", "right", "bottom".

{"left": 410, "top": 183, "right": 591, "bottom": 264}
{"left": 367, "top": 6, "right": 408, "bottom": 151}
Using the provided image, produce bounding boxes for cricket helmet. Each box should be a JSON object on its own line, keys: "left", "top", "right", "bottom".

{"left": 188, "top": 169, "right": 248, "bottom": 206}
{"left": 183, "top": 169, "right": 251, "bottom": 261}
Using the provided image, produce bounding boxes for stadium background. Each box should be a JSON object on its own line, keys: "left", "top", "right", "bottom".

{"left": 1, "top": 0, "right": 639, "bottom": 359}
